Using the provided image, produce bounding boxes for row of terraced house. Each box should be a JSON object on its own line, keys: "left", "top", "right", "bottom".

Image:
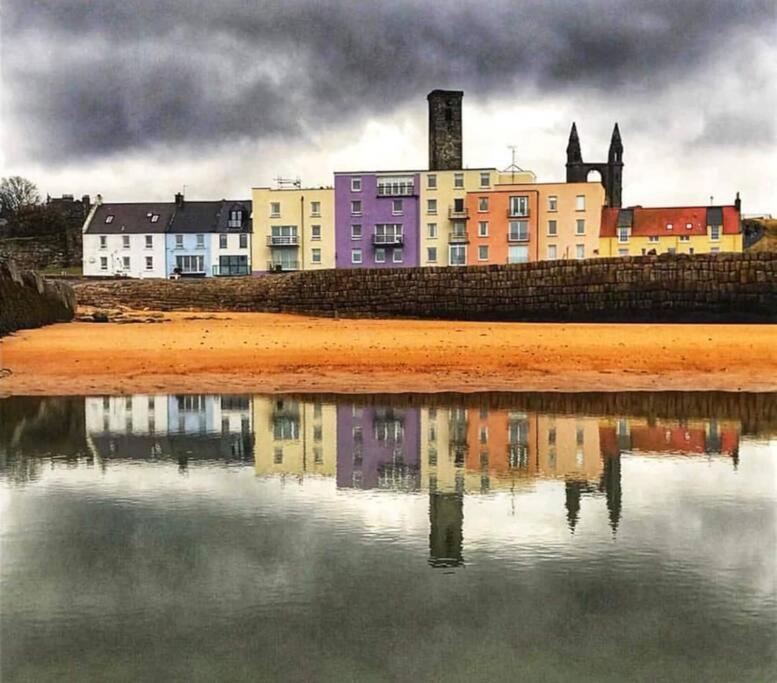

{"left": 82, "top": 90, "right": 743, "bottom": 278}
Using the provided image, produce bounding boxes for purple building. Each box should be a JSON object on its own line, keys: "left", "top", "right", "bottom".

{"left": 334, "top": 172, "right": 421, "bottom": 268}
{"left": 336, "top": 405, "right": 421, "bottom": 490}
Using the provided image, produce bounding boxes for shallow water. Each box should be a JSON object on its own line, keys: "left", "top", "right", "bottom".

{"left": 1, "top": 392, "right": 776, "bottom": 682}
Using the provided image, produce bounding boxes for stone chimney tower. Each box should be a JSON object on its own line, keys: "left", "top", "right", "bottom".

{"left": 428, "top": 89, "right": 463, "bottom": 171}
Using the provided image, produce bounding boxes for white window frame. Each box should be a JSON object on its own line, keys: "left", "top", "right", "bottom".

{"left": 427, "top": 199, "right": 437, "bottom": 215}
{"left": 350, "top": 177, "right": 362, "bottom": 192}
{"left": 375, "top": 248, "right": 386, "bottom": 263}
{"left": 351, "top": 248, "right": 362, "bottom": 264}
{"left": 219, "top": 234, "right": 228, "bottom": 249}
{"left": 548, "top": 196, "right": 558, "bottom": 212}
{"left": 478, "top": 221, "right": 488, "bottom": 237}
{"left": 427, "top": 223, "right": 438, "bottom": 239}
{"left": 575, "top": 195, "right": 585, "bottom": 211}
{"left": 99, "top": 235, "right": 107, "bottom": 249}
{"left": 311, "top": 248, "right": 321, "bottom": 264}
{"left": 392, "top": 199, "right": 403, "bottom": 215}
{"left": 576, "top": 219, "right": 585, "bottom": 235}
{"left": 709, "top": 225, "right": 721, "bottom": 241}
{"left": 100, "top": 256, "right": 108, "bottom": 271}
{"left": 351, "top": 224, "right": 362, "bottom": 239}
{"left": 270, "top": 202, "right": 281, "bottom": 218}
{"left": 350, "top": 200, "right": 362, "bottom": 216}
{"left": 478, "top": 245, "right": 489, "bottom": 261}
{"left": 478, "top": 197, "right": 489, "bottom": 212}
{"left": 175, "top": 234, "right": 184, "bottom": 249}
{"left": 122, "top": 235, "right": 130, "bottom": 249}
{"left": 145, "top": 256, "right": 153, "bottom": 270}
{"left": 311, "top": 201, "right": 321, "bottom": 216}
{"left": 509, "top": 220, "right": 529, "bottom": 242}
{"left": 122, "top": 256, "right": 130, "bottom": 269}
{"left": 575, "top": 244, "right": 585, "bottom": 259}
{"left": 196, "top": 234, "right": 205, "bottom": 249}
{"left": 311, "top": 225, "right": 321, "bottom": 241}
{"left": 427, "top": 246, "right": 438, "bottom": 263}
{"left": 145, "top": 235, "right": 153, "bottom": 249}
{"left": 479, "top": 172, "right": 490, "bottom": 188}
{"left": 453, "top": 173, "right": 464, "bottom": 189}
{"left": 449, "top": 244, "right": 467, "bottom": 266}
{"left": 392, "top": 248, "right": 403, "bottom": 263}
{"left": 547, "top": 245, "right": 557, "bottom": 260}
{"left": 509, "top": 195, "right": 528, "bottom": 217}
{"left": 617, "top": 227, "right": 630, "bottom": 243}
{"left": 239, "top": 233, "right": 248, "bottom": 249}
{"left": 548, "top": 220, "right": 558, "bottom": 236}
{"left": 427, "top": 174, "right": 437, "bottom": 189}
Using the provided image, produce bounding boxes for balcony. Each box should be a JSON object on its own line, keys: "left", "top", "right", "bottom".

{"left": 448, "top": 206, "right": 469, "bottom": 219}
{"left": 267, "top": 235, "right": 299, "bottom": 246}
{"left": 448, "top": 231, "right": 469, "bottom": 244}
{"left": 507, "top": 209, "right": 530, "bottom": 218}
{"left": 376, "top": 183, "right": 416, "bottom": 197}
{"left": 267, "top": 260, "right": 300, "bottom": 272}
{"left": 507, "top": 232, "right": 530, "bottom": 243}
{"left": 372, "top": 234, "right": 404, "bottom": 246}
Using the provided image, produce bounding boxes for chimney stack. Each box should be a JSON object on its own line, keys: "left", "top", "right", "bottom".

{"left": 175, "top": 192, "right": 185, "bottom": 208}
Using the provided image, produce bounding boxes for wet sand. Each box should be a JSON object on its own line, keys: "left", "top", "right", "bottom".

{"left": 1, "top": 312, "right": 776, "bottom": 395}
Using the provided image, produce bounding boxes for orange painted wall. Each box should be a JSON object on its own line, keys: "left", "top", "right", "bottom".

{"left": 465, "top": 190, "right": 540, "bottom": 264}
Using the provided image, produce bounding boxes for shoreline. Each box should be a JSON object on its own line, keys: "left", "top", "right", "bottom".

{"left": 1, "top": 312, "right": 776, "bottom": 396}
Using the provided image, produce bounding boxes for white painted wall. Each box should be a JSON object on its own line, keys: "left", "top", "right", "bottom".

{"left": 83, "top": 233, "right": 167, "bottom": 278}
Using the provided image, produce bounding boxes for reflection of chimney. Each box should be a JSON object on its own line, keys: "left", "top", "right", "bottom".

{"left": 428, "top": 492, "right": 464, "bottom": 568}
{"left": 175, "top": 192, "right": 185, "bottom": 208}
{"left": 565, "top": 480, "right": 583, "bottom": 533}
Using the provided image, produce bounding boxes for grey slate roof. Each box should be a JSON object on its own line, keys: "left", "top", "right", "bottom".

{"left": 86, "top": 202, "right": 174, "bottom": 234}
{"left": 85, "top": 199, "right": 252, "bottom": 235}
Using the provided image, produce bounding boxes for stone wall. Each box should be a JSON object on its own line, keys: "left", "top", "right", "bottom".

{"left": 0, "top": 230, "right": 82, "bottom": 270}
{"left": 0, "top": 259, "right": 76, "bottom": 337}
{"left": 73, "top": 253, "right": 777, "bottom": 323}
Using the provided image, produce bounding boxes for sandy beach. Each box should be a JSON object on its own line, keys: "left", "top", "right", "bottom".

{"left": 1, "top": 312, "right": 775, "bottom": 395}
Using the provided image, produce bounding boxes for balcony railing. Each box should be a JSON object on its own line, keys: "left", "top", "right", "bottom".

{"left": 448, "top": 231, "right": 469, "bottom": 244}
{"left": 266, "top": 235, "right": 299, "bottom": 246}
{"left": 507, "top": 232, "right": 530, "bottom": 242}
{"left": 507, "top": 209, "right": 530, "bottom": 218}
{"left": 372, "top": 234, "right": 404, "bottom": 246}
{"left": 377, "top": 183, "right": 416, "bottom": 197}
{"left": 448, "top": 207, "right": 469, "bottom": 219}
{"left": 267, "top": 261, "right": 299, "bottom": 272}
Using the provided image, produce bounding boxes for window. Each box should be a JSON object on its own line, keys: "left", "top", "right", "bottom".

{"left": 509, "top": 195, "right": 528, "bottom": 217}
{"left": 451, "top": 221, "right": 467, "bottom": 239}
{"left": 710, "top": 225, "right": 721, "bottom": 240}
{"left": 689, "top": 247, "right": 695, "bottom": 255}
{"left": 393, "top": 248, "right": 403, "bottom": 263}
{"left": 239, "top": 233, "right": 248, "bottom": 249}
{"left": 576, "top": 219, "right": 585, "bottom": 235}
{"left": 575, "top": 195, "right": 585, "bottom": 211}
{"left": 427, "top": 223, "right": 438, "bottom": 238}
{"left": 546, "top": 220, "right": 558, "bottom": 237}
{"left": 548, "top": 196, "right": 558, "bottom": 212}
{"left": 122, "top": 256, "right": 130, "bottom": 269}
{"left": 427, "top": 174, "right": 437, "bottom": 189}
{"left": 311, "top": 201, "right": 321, "bottom": 216}
{"left": 175, "top": 255, "right": 204, "bottom": 273}
{"left": 122, "top": 235, "right": 130, "bottom": 249}
{"left": 666, "top": 223, "right": 673, "bottom": 231}
{"left": 105, "top": 215, "right": 114, "bottom": 224}
{"left": 311, "top": 248, "right": 321, "bottom": 264}
{"left": 449, "top": 245, "right": 466, "bottom": 265}
{"left": 427, "top": 246, "right": 438, "bottom": 262}
{"left": 427, "top": 199, "right": 438, "bottom": 214}
{"left": 509, "top": 220, "right": 529, "bottom": 241}
{"left": 350, "top": 200, "right": 362, "bottom": 215}
{"left": 392, "top": 199, "right": 403, "bottom": 215}
{"left": 618, "top": 227, "right": 630, "bottom": 243}
{"left": 648, "top": 235, "right": 660, "bottom": 243}
{"left": 150, "top": 214, "right": 159, "bottom": 223}
{"left": 377, "top": 176, "right": 414, "bottom": 196}
{"left": 351, "top": 248, "right": 362, "bottom": 264}
{"left": 270, "top": 225, "right": 298, "bottom": 245}
{"left": 228, "top": 209, "right": 242, "bottom": 228}
{"left": 508, "top": 245, "right": 529, "bottom": 263}
{"left": 576, "top": 244, "right": 585, "bottom": 259}
{"left": 478, "top": 197, "right": 489, "bottom": 212}
{"left": 145, "top": 256, "right": 153, "bottom": 270}
{"left": 311, "top": 225, "right": 321, "bottom": 241}
{"left": 270, "top": 202, "right": 280, "bottom": 217}
{"left": 220, "top": 234, "right": 228, "bottom": 249}
{"left": 351, "top": 224, "right": 362, "bottom": 239}
{"left": 100, "top": 257, "right": 108, "bottom": 271}
{"left": 145, "top": 235, "right": 153, "bottom": 248}
{"left": 196, "top": 234, "right": 205, "bottom": 249}
{"left": 479, "top": 172, "right": 490, "bottom": 188}
{"left": 618, "top": 248, "right": 629, "bottom": 256}
{"left": 478, "top": 245, "right": 489, "bottom": 261}
{"left": 375, "top": 248, "right": 386, "bottom": 263}
{"left": 351, "top": 177, "right": 362, "bottom": 192}
{"left": 454, "top": 173, "right": 464, "bottom": 188}
{"left": 478, "top": 221, "right": 489, "bottom": 237}
{"left": 547, "top": 245, "right": 557, "bottom": 260}
{"left": 679, "top": 235, "right": 690, "bottom": 242}
{"left": 218, "top": 254, "right": 248, "bottom": 276}
{"left": 175, "top": 234, "right": 184, "bottom": 248}
{"left": 375, "top": 223, "right": 403, "bottom": 244}
{"left": 99, "top": 235, "right": 107, "bottom": 249}
{"left": 685, "top": 222, "right": 693, "bottom": 230}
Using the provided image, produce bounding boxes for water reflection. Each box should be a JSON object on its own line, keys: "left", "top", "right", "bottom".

{"left": 1, "top": 391, "right": 775, "bottom": 682}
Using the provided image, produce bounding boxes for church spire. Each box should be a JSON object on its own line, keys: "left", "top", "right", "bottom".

{"left": 566, "top": 122, "right": 582, "bottom": 164}
{"left": 608, "top": 123, "right": 623, "bottom": 163}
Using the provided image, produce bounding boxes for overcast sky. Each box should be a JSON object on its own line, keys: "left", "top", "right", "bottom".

{"left": 1, "top": 0, "right": 775, "bottom": 212}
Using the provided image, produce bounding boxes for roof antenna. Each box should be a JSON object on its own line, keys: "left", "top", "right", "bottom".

{"left": 502, "top": 145, "right": 525, "bottom": 183}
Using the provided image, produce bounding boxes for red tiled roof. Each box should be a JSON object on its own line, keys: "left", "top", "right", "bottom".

{"left": 600, "top": 205, "right": 740, "bottom": 238}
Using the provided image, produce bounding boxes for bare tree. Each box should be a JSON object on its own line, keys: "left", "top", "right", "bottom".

{"left": 0, "top": 176, "right": 40, "bottom": 219}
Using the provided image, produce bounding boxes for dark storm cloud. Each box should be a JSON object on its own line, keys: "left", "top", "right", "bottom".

{"left": 2, "top": 0, "right": 774, "bottom": 162}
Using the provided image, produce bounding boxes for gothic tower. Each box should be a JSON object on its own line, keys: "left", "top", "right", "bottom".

{"left": 428, "top": 90, "right": 463, "bottom": 171}
{"left": 565, "top": 122, "right": 624, "bottom": 208}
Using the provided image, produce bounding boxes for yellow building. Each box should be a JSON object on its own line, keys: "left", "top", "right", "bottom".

{"left": 418, "top": 168, "right": 536, "bottom": 266}
{"left": 253, "top": 397, "right": 337, "bottom": 479}
{"left": 599, "top": 204, "right": 743, "bottom": 257}
{"left": 251, "top": 186, "right": 335, "bottom": 273}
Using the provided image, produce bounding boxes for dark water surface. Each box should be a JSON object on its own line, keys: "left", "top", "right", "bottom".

{"left": 1, "top": 392, "right": 776, "bottom": 682}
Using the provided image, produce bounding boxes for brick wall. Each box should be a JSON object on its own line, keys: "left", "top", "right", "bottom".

{"left": 0, "top": 259, "right": 76, "bottom": 337}
{"left": 73, "top": 253, "right": 777, "bottom": 323}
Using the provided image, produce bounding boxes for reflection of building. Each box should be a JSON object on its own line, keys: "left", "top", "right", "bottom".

{"left": 337, "top": 405, "right": 421, "bottom": 490}
{"left": 253, "top": 397, "right": 337, "bottom": 479}
{"left": 84, "top": 394, "right": 254, "bottom": 463}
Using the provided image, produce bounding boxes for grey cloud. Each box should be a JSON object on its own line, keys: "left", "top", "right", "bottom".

{"left": 1, "top": 0, "right": 775, "bottom": 162}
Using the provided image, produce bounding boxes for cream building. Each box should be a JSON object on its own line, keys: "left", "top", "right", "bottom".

{"left": 251, "top": 186, "right": 335, "bottom": 273}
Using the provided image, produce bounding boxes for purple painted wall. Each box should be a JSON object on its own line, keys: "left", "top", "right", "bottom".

{"left": 336, "top": 405, "right": 421, "bottom": 490}
{"left": 334, "top": 173, "right": 420, "bottom": 268}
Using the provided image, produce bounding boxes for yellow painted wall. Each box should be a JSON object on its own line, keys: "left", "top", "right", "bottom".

{"left": 600, "top": 232, "right": 743, "bottom": 257}
{"left": 419, "top": 169, "right": 536, "bottom": 266}
{"left": 251, "top": 187, "right": 335, "bottom": 272}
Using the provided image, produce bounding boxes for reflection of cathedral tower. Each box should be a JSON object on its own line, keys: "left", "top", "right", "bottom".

{"left": 429, "top": 492, "right": 464, "bottom": 568}
{"left": 600, "top": 454, "right": 622, "bottom": 533}
{"left": 565, "top": 480, "right": 583, "bottom": 532}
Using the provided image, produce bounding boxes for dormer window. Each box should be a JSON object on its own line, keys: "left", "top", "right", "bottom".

{"left": 666, "top": 223, "right": 673, "bottom": 230}
{"left": 150, "top": 214, "right": 159, "bottom": 223}
{"left": 228, "top": 209, "right": 242, "bottom": 228}
{"left": 105, "top": 215, "right": 114, "bottom": 224}
{"left": 685, "top": 222, "right": 693, "bottom": 230}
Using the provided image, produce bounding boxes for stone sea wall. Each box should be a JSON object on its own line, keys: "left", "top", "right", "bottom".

{"left": 0, "top": 231, "right": 82, "bottom": 271}
{"left": 73, "top": 253, "right": 777, "bottom": 323}
{"left": 0, "top": 259, "right": 77, "bottom": 337}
